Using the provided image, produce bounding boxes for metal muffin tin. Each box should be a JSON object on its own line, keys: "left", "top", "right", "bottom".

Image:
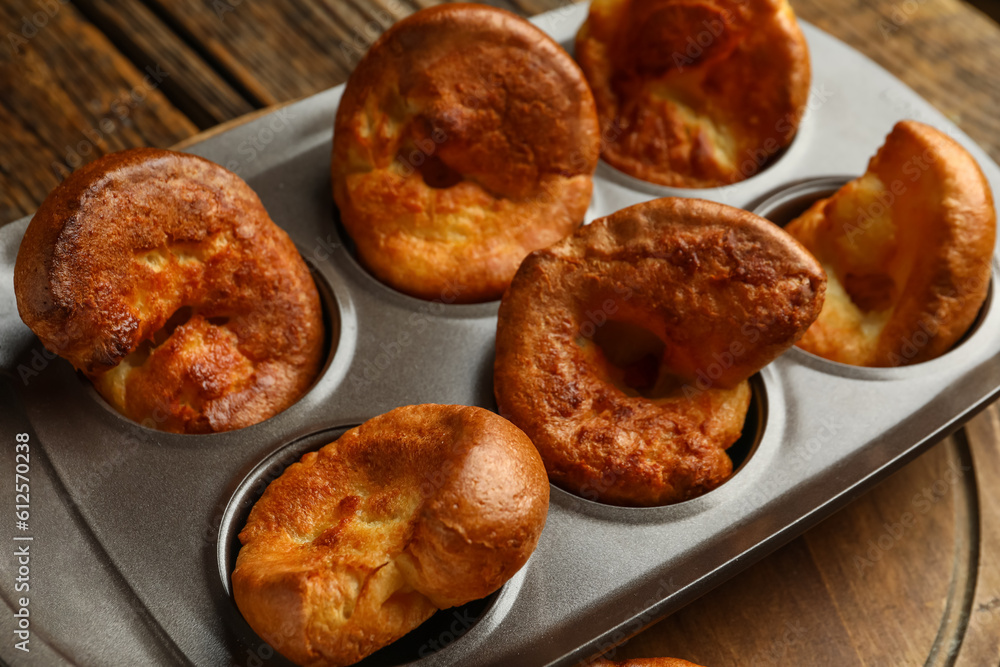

{"left": 1, "top": 4, "right": 999, "bottom": 665}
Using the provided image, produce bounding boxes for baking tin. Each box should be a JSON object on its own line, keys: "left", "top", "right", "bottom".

{"left": 1, "top": 4, "right": 999, "bottom": 665}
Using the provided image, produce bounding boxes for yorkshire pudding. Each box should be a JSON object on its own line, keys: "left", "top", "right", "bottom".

{"left": 785, "top": 120, "right": 996, "bottom": 366}
{"left": 575, "top": 0, "right": 811, "bottom": 188}
{"left": 232, "top": 404, "right": 549, "bottom": 667}
{"left": 14, "top": 148, "right": 324, "bottom": 433}
{"left": 332, "top": 3, "right": 600, "bottom": 303}
{"left": 495, "top": 198, "right": 825, "bottom": 506}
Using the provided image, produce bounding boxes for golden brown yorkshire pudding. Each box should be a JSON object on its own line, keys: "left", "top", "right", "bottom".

{"left": 332, "top": 3, "right": 600, "bottom": 303}
{"left": 785, "top": 121, "right": 996, "bottom": 367}
{"left": 495, "top": 198, "right": 825, "bottom": 506}
{"left": 232, "top": 404, "right": 549, "bottom": 667}
{"left": 14, "top": 148, "right": 324, "bottom": 434}
{"left": 575, "top": 0, "right": 811, "bottom": 188}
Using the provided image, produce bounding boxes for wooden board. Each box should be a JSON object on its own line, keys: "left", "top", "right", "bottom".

{"left": 71, "top": 0, "right": 256, "bottom": 128}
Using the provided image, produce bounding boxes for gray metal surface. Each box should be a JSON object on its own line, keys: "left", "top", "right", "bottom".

{"left": 1, "top": 4, "right": 999, "bottom": 665}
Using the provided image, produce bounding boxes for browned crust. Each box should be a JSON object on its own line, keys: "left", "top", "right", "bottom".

{"left": 332, "top": 3, "right": 600, "bottom": 303}
{"left": 495, "top": 198, "right": 825, "bottom": 506}
{"left": 576, "top": 0, "right": 811, "bottom": 188}
{"left": 232, "top": 404, "right": 549, "bottom": 667}
{"left": 787, "top": 120, "right": 996, "bottom": 366}
{"left": 13, "top": 147, "right": 324, "bottom": 433}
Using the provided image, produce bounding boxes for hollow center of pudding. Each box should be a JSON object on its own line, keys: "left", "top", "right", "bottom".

{"left": 841, "top": 271, "right": 896, "bottom": 312}
{"left": 121, "top": 305, "right": 194, "bottom": 368}
{"left": 154, "top": 305, "right": 194, "bottom": 345}
{"left": 589, "top": 319, "right": 683, "bottom": 399}
{"left": 828, "top": 173, "right": 908, "bottom": 314}
{"left": 417, "top": 153, "right": 462, "bottom": 189}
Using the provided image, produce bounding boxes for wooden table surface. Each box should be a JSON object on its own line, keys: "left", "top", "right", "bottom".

{"left": 2, "top": 0, "right": 999, "bottom": 665}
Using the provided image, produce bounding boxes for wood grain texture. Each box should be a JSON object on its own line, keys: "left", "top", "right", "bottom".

{"left": 143, "top": 0, "right": 368, "bottom": 105}
{"left": 0, "top": 0, "right": 196, "bottom": 224}
{"left": 72, "top": 0, "right": 256, "bottom": 128}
